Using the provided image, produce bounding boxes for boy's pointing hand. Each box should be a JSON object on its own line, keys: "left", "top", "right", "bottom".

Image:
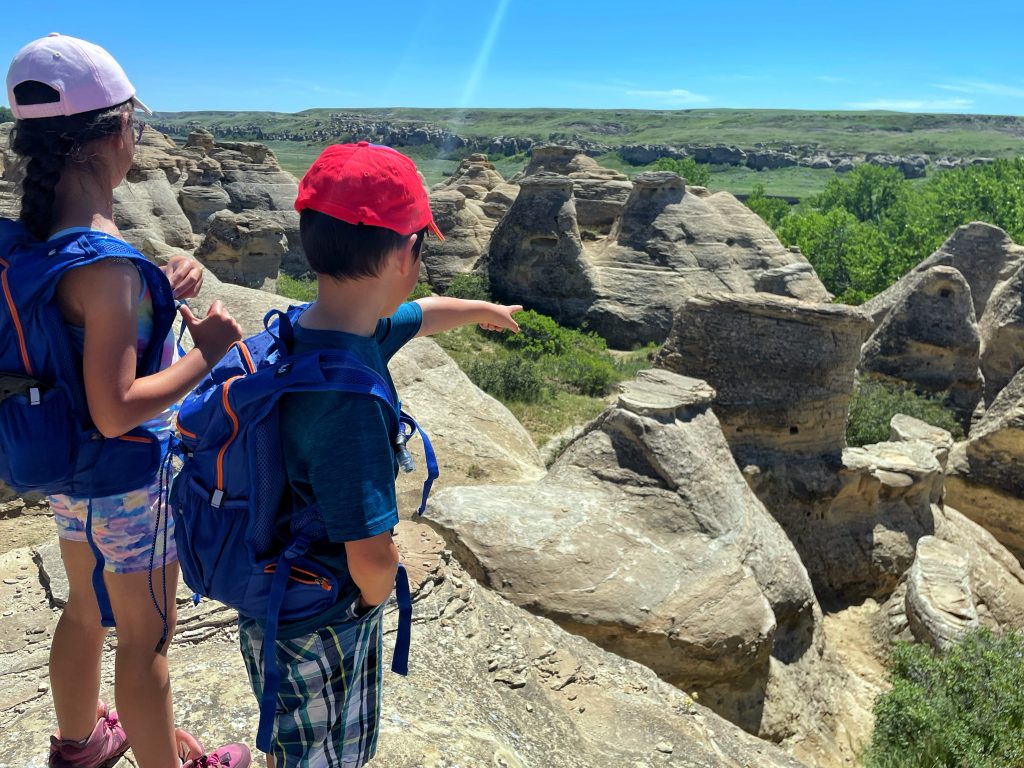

{"left": 479, "top": 303, "right": 523, "bottom": 333}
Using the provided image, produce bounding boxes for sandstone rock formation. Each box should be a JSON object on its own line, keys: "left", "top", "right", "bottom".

{"left": 978, "top": 258, "right": 1024, "bottom": 404}
{"left": 486, "top": 172, "right": 598, "bottom": 323}
{"left": 427, "top": 369, "right": 846, "bottom": 753}
{"left": 0, "top": 525, "right": 807, "bottom": 768}
{"left": 419, "top": 189, "right": 492, "bottom": 290}
{"left": 193, "top": 210, "right": 287, "bottom": 290}
{"left": 859, "top": 265, "right": 983, "bottom": 428}
{"left": 519, "top": 144, "right": 633, "bottom": 233}
{"left": 657, "top": 292, "right": 872, "bottom": 464}
{"left": 487, "top": 170, "right": 831, "bottom": 348}
{"left": 863, "top": 223, "right": 1024, "bottom": 329}
{"left": 946, "top": 367, "right": 1024, "bottom": 560}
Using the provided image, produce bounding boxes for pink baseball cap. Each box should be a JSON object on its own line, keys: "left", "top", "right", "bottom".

{"left": 6, "top": 33, "right": 150, "bottom": 119}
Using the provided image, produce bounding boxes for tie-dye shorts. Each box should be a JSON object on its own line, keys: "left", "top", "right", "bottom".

{"left": 49, "top": 478, "right": 176, "bottom": 574}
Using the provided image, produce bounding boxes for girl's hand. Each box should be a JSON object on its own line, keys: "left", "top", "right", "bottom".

{"left": 179, "top": 300, "right": 242, "bottom": 362}
{"left": 479, "top": 303, "right": 523, "bottom": 333}
{"left": 165, "top": 255, "right": 204, "bottom": 300}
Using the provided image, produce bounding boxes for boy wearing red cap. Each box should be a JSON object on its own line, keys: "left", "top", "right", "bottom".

{"left": 237, "top": 142, "right": 520, "bottom": 768}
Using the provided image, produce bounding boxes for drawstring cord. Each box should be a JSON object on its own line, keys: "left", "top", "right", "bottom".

{"left": 149, "top": 439, "right": 176, "bottom": 653}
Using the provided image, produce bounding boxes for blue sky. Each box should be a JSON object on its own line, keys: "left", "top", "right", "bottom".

{"left": 3, "top": 0, "right": 1023, "bottom": 115}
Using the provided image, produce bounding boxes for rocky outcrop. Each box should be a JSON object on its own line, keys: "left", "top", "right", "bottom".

{"left": 113, "top": 128, "right": 197, "bottom": 250}
{"left": 488, "top": 170, "right": 830, "bottom": 348}
{"left": 193, "top": 210, "right": 287, "bottom": 290}
{"left": 859, "top": 266, "right": 983, "bottom": 428}
{"left": 520, "top": 145, "right": 633, "bottom": 233}
{"left": 946, "top": 367, "right": 1024, "bottom": 560}
{"left": 485, "top": 173, "right": 598, "bottom": 324}
{"left": 419, "top": 189, "right": 492, "bottom": 290}
{"left": 428, "top": 369, "right": 845, "bottom": 749}
{"left": 0, "top": 525, "right": 808, "bottom": 768}
{"left": 890, "top": 414, "right": 954, "bottom": 471}
{"left": 657, "top": 292, "right": 872, "bottom": 463}
{"left": 861, "top": 222, "right": 1024, "bottom": 408}
{"left": 978, "top": 259, "right": 1024, "bottom": 404}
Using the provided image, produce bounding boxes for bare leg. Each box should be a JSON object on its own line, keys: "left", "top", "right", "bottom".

{"left": 104, "top": 561, "right": 180, "bottom": 768}
{"left": 50, "top": 539, "right": 109, "bottom": 740}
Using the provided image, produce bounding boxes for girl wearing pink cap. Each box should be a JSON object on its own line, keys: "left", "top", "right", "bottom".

{"left": 6, "top": 34, "right": 249, "bottom": 768}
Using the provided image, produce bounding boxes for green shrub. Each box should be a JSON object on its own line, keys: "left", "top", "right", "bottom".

{"left": 444, "top": 273, "right": 492, "bottom": 301}
{"left": 744, "top": 184, "right": 793, "bottom": 229}
{"left": 277, "top": 272, "right": 318, "bottom": 302}
{"left": 465, "top": 354, "right": 544, "bottom": 403}
{"left": 406, "top": 281, "right": 434, "bottom": 300}
{"left": 652, "top": 156, "right": 711, "bottom": 187}
{"left": 846, "top": 378, "right": 964, "bottom": 447}
{"left": 863, "top": 629, "right": 1024, "bottom": 768}
{"left": 540, "top": 352, "right": 617, "bottom": 397}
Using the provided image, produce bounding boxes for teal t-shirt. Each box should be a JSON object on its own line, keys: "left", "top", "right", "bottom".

{"left": 277, "top": 301, "right": 422, "bottom": 637}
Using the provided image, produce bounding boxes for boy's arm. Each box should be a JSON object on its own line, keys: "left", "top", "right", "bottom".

{"left": 345, "top": 531, "right": 400, "bottom": 607}
{"left": 414, "top": 296, "right": 522, "bottom": 337}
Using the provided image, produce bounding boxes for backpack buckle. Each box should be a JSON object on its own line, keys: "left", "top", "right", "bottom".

{"left": 28, "top": 387, "right": 40, "bottom": 406}
{"left": 211, "top": 488, "right": 224, "bottom": 508}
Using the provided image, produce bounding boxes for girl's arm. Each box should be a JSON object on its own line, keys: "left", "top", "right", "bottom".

{"left": 66, "top": 261, "right": 241, "bottom": 437}
{"left": 414, "top": 296, "right": 522, "bottom": 337}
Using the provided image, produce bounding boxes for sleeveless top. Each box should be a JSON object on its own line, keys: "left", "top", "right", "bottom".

{"left": 49, "top": 227, "right": 179, "bottom": 441}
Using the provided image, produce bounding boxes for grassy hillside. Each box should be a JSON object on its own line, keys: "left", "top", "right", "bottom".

{"left": 157, "top": 108, "right": 1024, "bottom": 198}
{"left": 153, "top": 107, "right": 1024, "bottom": 157}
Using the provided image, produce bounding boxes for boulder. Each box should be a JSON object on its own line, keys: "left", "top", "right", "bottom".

{"left": 859, "top": 265, "right": 983, "bottom": 429}
{"left": 657, "top": 292, "right": 872, "bottom": 463}
{"left": 193, "top": 210, "right": 287, "bottom": 290}
{"left": 905, "top": 536, "right": 979, "bottom": 650}
{"left": 881, "top": 505, "right": 1024, "bottom": 644}
{"left": 427, "top": 369, "right": 837, "bottom": 742}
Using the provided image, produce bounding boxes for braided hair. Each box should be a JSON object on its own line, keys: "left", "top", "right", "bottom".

{"left": 9, "top": 81, "right": 130, "bottom": 240}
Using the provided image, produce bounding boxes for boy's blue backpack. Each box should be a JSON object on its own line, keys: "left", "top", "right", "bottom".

{"left": 0, "top": 219, "right": 176, "bottom": 624}
{"left": 169, "top": 304, "right": 437, "bottom": 752}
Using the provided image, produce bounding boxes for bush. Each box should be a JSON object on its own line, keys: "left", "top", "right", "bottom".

{"left": 846, "top": 377, "right": 964, "bottom": 447}
{"left": 407, "top": 281, "right": 434, "bottom": 300}
{"left": 863, "top": 629, "right": 1024, "bottom": 768}
{"left": 744, "top": 184, "right": 793, "bottom": 229}
{"left": 540, "top": 352, "right": 617, "bottom": 397}
{"left": 277, "top": 272, "right": 318, "bottom": 302}
{"left": 465, "top": 354, "right": 544, "bottom": 403}
{"left": 444, "top": 273, "right": 492, "bottom": 301}
{"left": 652, "top": 156, "right": 711, "bottom": 187}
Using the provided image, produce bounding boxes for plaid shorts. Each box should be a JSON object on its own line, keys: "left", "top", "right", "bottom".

{"left": 238, "top": 605, "right": 385, "bottom": 768}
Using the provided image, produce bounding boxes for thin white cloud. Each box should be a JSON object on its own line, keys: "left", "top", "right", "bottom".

{"left": 625, "top": 88, "right": 710, "bottom": 105}
{"left": 937, "top": 80, "right": 1024, "bottom": 99}
{"left": 847, "top": 97, "right": 973, "bottom": 111}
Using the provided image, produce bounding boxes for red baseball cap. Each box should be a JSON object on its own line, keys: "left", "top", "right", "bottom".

{"left": 295, "top": 142, "right": 443, "bottom": 241}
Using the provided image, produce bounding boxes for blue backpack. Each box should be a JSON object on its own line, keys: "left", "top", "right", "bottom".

{"left": 0, "top": 219, "right": 176, "bottom": 626}
{"left": 169, "top": 304, "right": 437, "bottom": 752}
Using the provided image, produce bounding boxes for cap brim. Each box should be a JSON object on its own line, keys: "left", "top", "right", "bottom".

{"left": 131, "top": 96, "right": 152, "bottom": 115}
{"left": 427, "top": 220, "right": 445, "bottom": 241}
